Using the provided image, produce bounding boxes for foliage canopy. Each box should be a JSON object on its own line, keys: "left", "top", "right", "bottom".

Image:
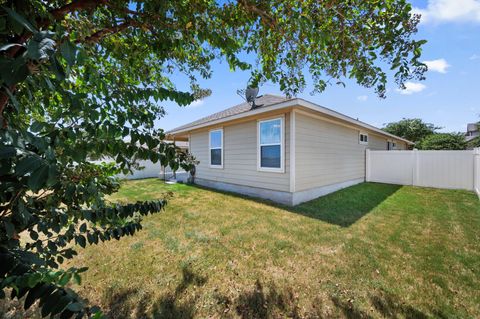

{"left": 418, "top": 133, "right": 467, "bottom": 150}
{"left": 0, "top": 0, "right": 426, "bottom": 317}
{"left": 383, "top": 118, "right": 440, "bottom": 143}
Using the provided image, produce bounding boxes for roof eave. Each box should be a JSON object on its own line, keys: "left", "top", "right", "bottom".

{"left": 167, "top": 98, "right": 414, "bottom": 145}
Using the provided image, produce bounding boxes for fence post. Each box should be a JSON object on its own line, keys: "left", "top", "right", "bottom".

{"left": 412, "top": 149, "right": 419, "bottom": 186}
{"left": 366, "top": 149, "right": 371, "bottom": 182}
{"left": 474, "top": 148, "right": 480, "bottom": 197}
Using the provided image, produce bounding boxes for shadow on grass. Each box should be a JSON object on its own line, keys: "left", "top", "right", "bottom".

{"left": 192, "top": 182, "right": 402, "bottom": 227}
{"left": 1, "top": 278, "right": 445, "bottom": 319}
{"left": 234, "top": 280, "right": 301, "bottom": 319}
{"left": 234, "top": 281, "right": 438, "bottom": 319}
{"left": 289, "top": 183, "right": 402, "bottom": 227}
{"left": 103, "top": 265, "right": 207, "bottom": 319}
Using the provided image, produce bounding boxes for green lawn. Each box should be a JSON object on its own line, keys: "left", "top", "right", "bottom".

{"left": 65, "top": 180, "right": 479, "bottom": 318}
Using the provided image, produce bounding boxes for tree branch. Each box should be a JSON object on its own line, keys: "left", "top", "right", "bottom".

{"left": 48, "top": 0, "right": 108, "bottom": 22}
{"left": 238, "top": 0, "right": 276, "bottom": 28}
{"left": 82, "top": 20, "right": 137, "bottom": 44}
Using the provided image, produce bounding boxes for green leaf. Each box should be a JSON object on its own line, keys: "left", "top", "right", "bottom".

{"left": 41, "top": 289, "right": 63, "bottom": 317}
{"left": 3, "top": 220, "right": 15, "bottom": 238}
{"left": 3, "top": 86, "right": 21, "bottom": 110}
{"left": 27, "top": 273, "right": 42, "bottom": 288}
{"left": 24, "top": 284, "right": 44, "bottom": 310}
{"left": 75, "top": 235, "right": 86, "bottom": 248}
{"left": 4, "top": 7, "right": 37, "bottom": 33}
{"left": 73, "top": 273, "right": 82, "bottom": 285}
{"left": 77, "top": 267, "right": 88, "bottom": 273}
{"left": 30, "top": 120, "right": 44, "bottom": 133}
{"left": 30, "top": 230, "right": 38, "bottom": 240}
{"left": 15, "top": 155, "right": 43, "bottom": 176}
{"left": 60, "top": 41, "right": 76, "bottom": 66}
{"left": 0, "top": 145, "right": 16, "bottom": 159}
{"left": 66, "top": 302, "right": 83, "bottom": 312}
{"left": 46, "top": 164, "right": 58, "bottom": 187}
{"left": 49, "top": 55, "right": 65, "bottom": 80}
{"left": 27, "top": 165, "right": 48, "bottom": 191}
{"left": 49, "top": 295, "right": 71, "bottom": 317}
{"left": 91, "top": 310, "right": 104, "bottom": 319}
{"left": 58, "top": 272, "right": 72, "bottom": 286}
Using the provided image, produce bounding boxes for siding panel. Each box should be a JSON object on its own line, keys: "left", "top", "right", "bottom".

{"left": 294, "top": 112, "right": 405, "bottom": 191}
{"left": 190, "top": 113, "right": 290, "bottom": 192}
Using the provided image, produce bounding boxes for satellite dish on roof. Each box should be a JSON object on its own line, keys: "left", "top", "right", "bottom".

{"left": 245, "top": 87, "right": 262, "bottom": 109}
{"left": 245, "top": 87, "right": 259, "bottom": 103}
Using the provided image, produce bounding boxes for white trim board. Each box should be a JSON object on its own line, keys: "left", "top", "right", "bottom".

{"left": 289, "top": 110, "right": 296, "bottom": 192}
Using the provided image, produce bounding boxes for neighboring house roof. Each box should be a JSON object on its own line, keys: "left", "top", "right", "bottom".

{"left": 167, "top": 94, "right": 414, "bottom": 145}
{"left": 465, "top": 123, "right": 479, "bottom": 142}
{"left": 467, "top": 123, "right": 478, "bottom": 132}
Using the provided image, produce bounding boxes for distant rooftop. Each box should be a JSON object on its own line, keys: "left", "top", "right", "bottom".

{"left": 467, "top": 123, "right": 478, "bottom": 132}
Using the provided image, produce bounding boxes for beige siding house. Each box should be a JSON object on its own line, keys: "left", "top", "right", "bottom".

{"left": 167, "top": 95, "right": 412, "bottom": 205}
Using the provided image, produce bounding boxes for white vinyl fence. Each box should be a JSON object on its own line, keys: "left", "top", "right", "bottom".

{"left": 366, "top": 149, "right": 480, "bottom": 196}
{"left": 116, "top": 160, "right": 162, "bottom": 180}
{"left": 115, "top": 160, "right": 189, "bottom": 182}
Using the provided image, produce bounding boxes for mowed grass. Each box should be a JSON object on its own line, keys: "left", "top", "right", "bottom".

{"left": 64, "top": 180, "right": 479, "bottom": 318}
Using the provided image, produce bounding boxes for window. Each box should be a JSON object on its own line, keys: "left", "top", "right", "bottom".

{"left": 359, "top": 133, "right": 368, "bottom": 145}
{"left": 209, "top": 129, "right": 223, "bottom": 168}
{"left": 387, "top": 141, "right": 396, "bottom": 150}
{"left": 258, "top": 117, "right": 284, "bottom": 172}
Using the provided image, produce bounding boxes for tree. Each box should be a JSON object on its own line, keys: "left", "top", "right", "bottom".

{"left": 0, "top": 1, "right": 426, "bottom": 317}
{"left": 418, "top": 133, "right": 467, "bottom": 150}
{"left": 179, "top": 151, "right": 200, "bottom": 184}
{"left": 383, "top": 118, "right": 440, "bottom": 143}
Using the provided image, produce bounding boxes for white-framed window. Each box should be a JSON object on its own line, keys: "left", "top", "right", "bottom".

{"left": 257, "top": 117, "right": 284, "bottom": 172}
{"left": 209, "top": 128, "right": 223, "bottom": 168}
{"left": 359, "top": 132, "right": 369, "bottom": 145}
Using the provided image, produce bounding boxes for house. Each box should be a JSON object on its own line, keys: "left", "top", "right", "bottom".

{"left": 465, "top": 123, "right": 479, "bottom": 142}
{"left": 167, "top": 94, "right": 413, "bottom": 205}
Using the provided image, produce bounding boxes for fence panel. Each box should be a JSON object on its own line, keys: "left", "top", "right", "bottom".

{"left": 416, "top": 151, "right": 473, "bottom": 190}
{"left": 367, "top": 149, "right": 478, "bottom": 192}
{"left": 116, "top": 160, "right": 162, "bottom": 180}
{"left": 367, "top": 150, "right": 414, "bottom": 185}
{"left": 474, "top": 149, "right": 480, "bottom": 196}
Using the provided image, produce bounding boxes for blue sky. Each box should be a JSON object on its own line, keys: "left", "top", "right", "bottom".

{"left": 158, "top": 0, "right": 480, "bottom": 133}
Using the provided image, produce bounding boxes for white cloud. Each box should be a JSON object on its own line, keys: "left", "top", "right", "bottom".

{"left": 470, "top": 54, "right": 480, "bottom": 60}
{"left": 357, "top": 95, "right": 368, "bottom": 101}
{"left": 413, "top": 0, "right": 480, "bottom": 24}
{"left": 187, "top": 99, "right": 204, "bottom": 108}
{"left": 396, "top": 82, "right": 427, "bottom": 95}
{"left": 423, "top": 58, "right": 450, "bottom": 73}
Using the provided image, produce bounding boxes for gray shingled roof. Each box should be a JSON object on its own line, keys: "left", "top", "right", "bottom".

{"left": 167, "top": 94, "right": 288, "bottom": 133}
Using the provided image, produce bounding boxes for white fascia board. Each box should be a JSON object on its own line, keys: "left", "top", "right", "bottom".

{"left": 168, "top": 98, "right": 414, "bottom": 145}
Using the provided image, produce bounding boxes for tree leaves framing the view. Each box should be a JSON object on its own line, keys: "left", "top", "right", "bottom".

{"left": 0, "top": 1, "right": 426, "bottom": 317}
